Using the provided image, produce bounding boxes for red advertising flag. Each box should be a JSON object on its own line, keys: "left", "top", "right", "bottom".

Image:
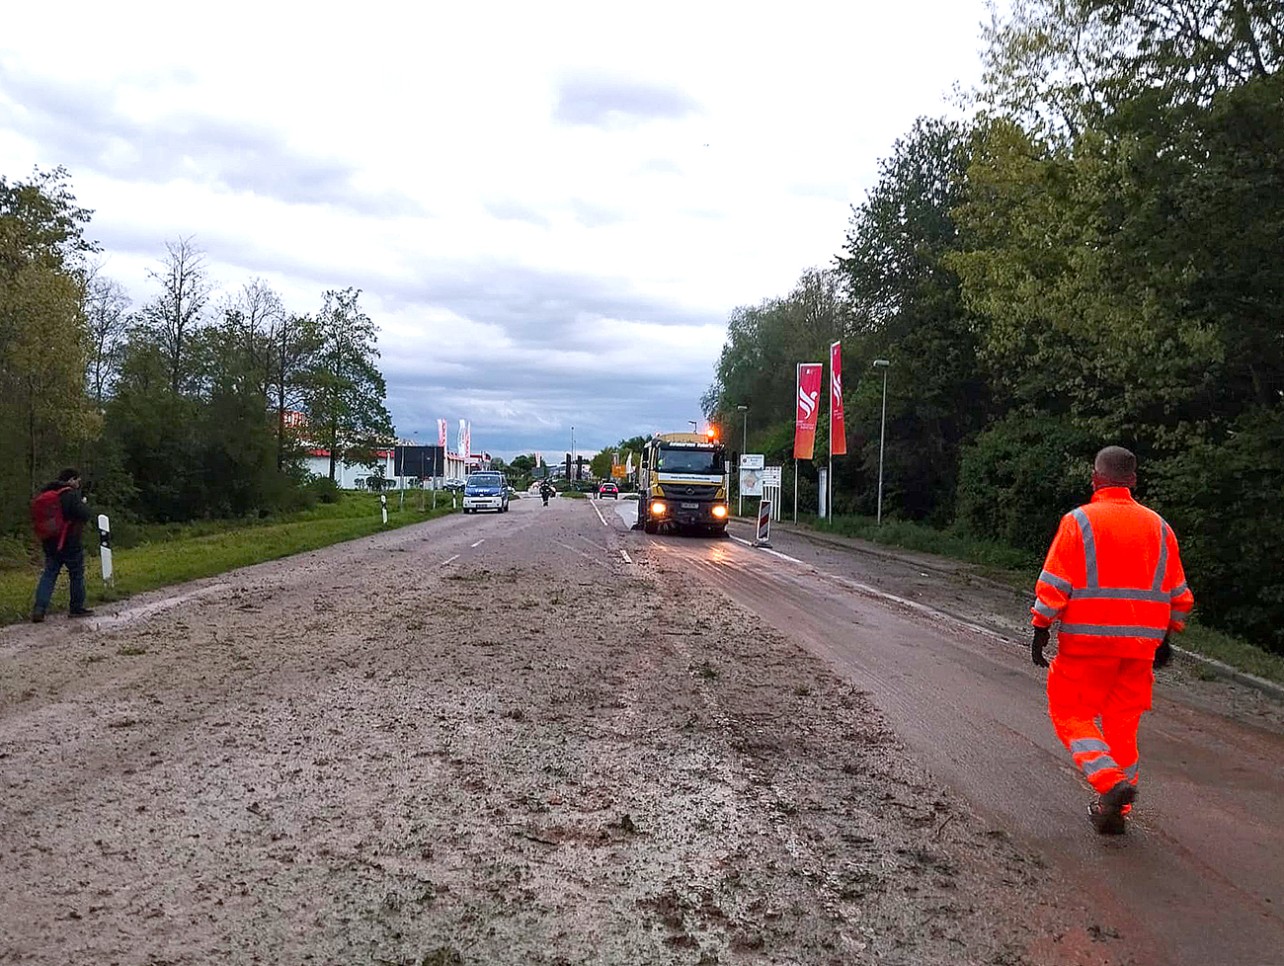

{"left": 794, "top": 362, "right": 823, "bottom": 460}
{"left": 830, "top": 341, "right": 847, "bottom": 456}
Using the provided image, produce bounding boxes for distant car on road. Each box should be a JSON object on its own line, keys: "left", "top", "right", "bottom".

{"left": 597, "top": 481, "right": 619, "bottom": 499}
{"left": 463, "top": 472, "right": 509, "bottom": 513}
{"left": 442, "top": 478, "right": 466, "bottom": 492}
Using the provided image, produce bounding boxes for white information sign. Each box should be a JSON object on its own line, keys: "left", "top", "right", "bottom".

{"left": 739, "top": 453, "right": 765, "bottom": 470}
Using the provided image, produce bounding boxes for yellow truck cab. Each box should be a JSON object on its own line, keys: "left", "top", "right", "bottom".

{"left": 636, "top": 430, "right": 730, "bottom": 535}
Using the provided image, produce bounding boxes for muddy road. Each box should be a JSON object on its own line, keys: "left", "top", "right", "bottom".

{"left": 1, "top": 496, "right": 1280, "bottom": 965}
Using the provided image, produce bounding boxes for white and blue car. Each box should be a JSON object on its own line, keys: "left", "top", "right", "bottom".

{"left": 462, "top": 472, "right": 510, "bottom": 513}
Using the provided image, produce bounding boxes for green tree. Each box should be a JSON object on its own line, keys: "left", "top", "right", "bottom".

{"left": 0, "top": 167, "right": 99, "bottom": 531}
{"left": 138, "top": 236, "right": 211, "bottom": 395}
{"left": 82, "top": 264, "right": 131, "bottom": 407}
{"left": 302, "top": 288, "right": 394, "bottom": 480}
{"left": 836, "top": 117, "right": 990, "bottom": 521}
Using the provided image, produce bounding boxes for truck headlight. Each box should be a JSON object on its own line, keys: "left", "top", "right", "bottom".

{"left": 650, "top": 501, "right": 667, "bottom": 516}
{"left": 711, "top": 505, "right": 728, "bottom": 519}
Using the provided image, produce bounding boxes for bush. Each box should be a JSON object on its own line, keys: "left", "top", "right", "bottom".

{"left": 1147, "top": 408, "right": 1284, "bottom": 655}
{"left": 954, "top": 412, "right": 1096, "bottom": 553}
{"left": 306, "top": 476, "right": 343, "bottom": 504}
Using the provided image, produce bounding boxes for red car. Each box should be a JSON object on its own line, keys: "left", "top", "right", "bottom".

{"left": 597, "top": 482, "right": 619, "bottom": 499}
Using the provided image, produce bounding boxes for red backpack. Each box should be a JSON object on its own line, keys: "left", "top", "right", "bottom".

{"left": 31, "top": 487, "right": 70, "bottom": 547}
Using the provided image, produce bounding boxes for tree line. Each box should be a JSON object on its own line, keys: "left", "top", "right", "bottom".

{"left": 0, "top": 169, "right": 394, "bottom": 539}
{"left": 703, "top": 0, "right": 1284, "bottom": 654}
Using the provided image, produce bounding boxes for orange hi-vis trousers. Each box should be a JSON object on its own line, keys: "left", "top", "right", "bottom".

{"left": 1047, "top": 654, "right": 1154, "bottom": 802}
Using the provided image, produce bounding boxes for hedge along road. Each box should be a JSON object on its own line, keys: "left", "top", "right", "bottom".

{"left": 601, "top": 497, "right": 1284, "bottom": 966}
{"left": 0, "top": 491, "right": 1277, "bottom": 964}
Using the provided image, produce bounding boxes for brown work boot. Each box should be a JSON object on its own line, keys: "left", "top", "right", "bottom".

{"left": 1089, "top": 780, "right": 1137, "bottom": 835}
{"left": 69, "top": 608, "right": 95, "bottom": 618}
{"left": 31, "top": 609, "right": 45, "bottom": 623}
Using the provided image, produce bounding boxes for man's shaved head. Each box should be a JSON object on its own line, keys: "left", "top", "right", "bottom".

{"left": 1094, "top": 446, "right": 1137, "bottom": 486}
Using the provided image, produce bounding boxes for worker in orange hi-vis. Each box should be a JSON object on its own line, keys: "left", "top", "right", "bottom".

{"left": 1030, "top": 446, "right": 1195, "bottom": 835}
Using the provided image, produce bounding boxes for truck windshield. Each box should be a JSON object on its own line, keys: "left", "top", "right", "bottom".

{"left": 656, "top": 447, "right": 723, "bottom": 475}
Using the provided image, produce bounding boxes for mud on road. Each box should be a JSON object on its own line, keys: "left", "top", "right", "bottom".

{"left": 2, "top": 508, "right": 1128, "bottom": 965}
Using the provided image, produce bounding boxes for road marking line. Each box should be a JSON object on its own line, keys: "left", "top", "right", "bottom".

{"left": 620, "top": 549, "right": 633, "bottom": 564}
{"left": 557, "top": 541, "right": 596, "bottom": 562}
{"left": 591, "top": 501, "right": 608, "bottom": 527}
{"left": 731, "top": 535, "right": 1006, "bottom": 641}
{"left": 470, "top": 539, "right": 484, "bottom": 548}
{"left": 440, "top": 554, "right": 460, "bottom": 565}
{"left": 729, "top": 535, "right": 804, "bottom": 564}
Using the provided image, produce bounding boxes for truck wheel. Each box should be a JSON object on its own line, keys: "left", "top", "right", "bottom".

{"left": 643, "top": 519, "right": 658, "bottom": 534}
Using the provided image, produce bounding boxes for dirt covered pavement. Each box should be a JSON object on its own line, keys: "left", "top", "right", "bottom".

{"left": 2, "top": 503, "right": 1130, "bottom": 965}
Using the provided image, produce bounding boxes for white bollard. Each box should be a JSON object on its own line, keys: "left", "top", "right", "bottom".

{"left": 97, "top": 513, "right": 114, "bottom": 586}
{"left": 380, "top": 493, "right": 388, "bottom": 525}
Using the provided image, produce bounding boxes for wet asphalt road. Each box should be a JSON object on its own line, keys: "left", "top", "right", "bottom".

{"left": 595, "top": 498, "right": 1284, "bottom": 966}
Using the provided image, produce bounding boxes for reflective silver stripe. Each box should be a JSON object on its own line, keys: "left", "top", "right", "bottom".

{"left": 1073, "top": 588, "right": 1169, "bottom": 602}
{"left": 1059, "top": 623, "right": 1167, "bottom": 640}
{"left": 1033, "top": 600, "right": 1058, "bottom": 619}
{"left": 1070, "top": 738, "right": 1110, "bottom": 755}
{"left": 1039, "top": 570, "right": 1073, "bottom": 594}
{"left": 1082, "top": 755, "right": 1120, "bottom": 776}
{"left": 1152, "top": 520, "right": 1170, "bottom": 592}
{"left": 1071, "top": 508, "right": 1098, "bottom": 588}
{"left": 1123, "top": 762, "right": 1140, "bottom": 779}
{"left": 1170, "top": 606, "right": 1192, "bottom": 619}
{"left": 1169, "top": 581, "right": 1189, "bottom": 600}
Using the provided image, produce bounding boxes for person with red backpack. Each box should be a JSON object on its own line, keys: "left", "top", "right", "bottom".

{"left": 31, "top": 468, "right": 95, "bottom": 622}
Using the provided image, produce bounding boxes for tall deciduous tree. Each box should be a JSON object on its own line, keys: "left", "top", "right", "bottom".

{"left": 836, "top": 117, "right": 990, "bottom": 520}
{"left": 139, "top": 236, "right": 211, "bottom": 395}
{"left": 302, "top": 288, "right": 393, "bottom": 480}
{"left": 0, "top": 167, "right": 98, "bottom": 529}
{"left": 269, "top": 312, "right": 320, "bottom": 472}
{"left": 82, "top": 264, "right": 131, "bottom": 406}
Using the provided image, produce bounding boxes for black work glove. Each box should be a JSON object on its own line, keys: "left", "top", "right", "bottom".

{"left": 1154, "top": 634, "right": 1172, "bottom": 669}
{"left": 1031, "top": 626, "right": 1050, "bottom": 668}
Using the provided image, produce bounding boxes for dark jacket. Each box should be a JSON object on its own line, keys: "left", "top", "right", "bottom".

{"left": 40, "top": 481, "right": 93, "bottom": 551}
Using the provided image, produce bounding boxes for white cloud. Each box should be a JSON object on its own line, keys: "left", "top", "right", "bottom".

{"left": 0, "top": 0, "right": 991, "bottom": 457}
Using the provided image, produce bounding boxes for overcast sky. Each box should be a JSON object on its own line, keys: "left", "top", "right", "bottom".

{"left": 0, "top": 1, "right": 994, "bottom": 460}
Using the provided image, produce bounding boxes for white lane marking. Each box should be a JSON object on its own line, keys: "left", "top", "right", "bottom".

{"left": 591, "top": 501, "right": 608, "bottom": 527}
{"left": 470, "top": 539, "right": 485, "bottom": 548}
{"left": 88, "top": 583, "right": 231, "bottom": 629}
{"left": 440, "top": 554, "right": 460, "bottom": 566}
{"left": 557, "top": 541, "right": 597, "bottom": 562}
{"left": 620, "top": 549, "right": 633, "bottom": 564}
{"left": 729, "top": 535, "right": 804, "bottom": 564}
{"left": 728, "top": 535, "right": 1006, "bottom": 641}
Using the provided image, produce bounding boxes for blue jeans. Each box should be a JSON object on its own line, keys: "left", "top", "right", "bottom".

{"left": 34, "top": 542, "right": 86, "bottom": 614}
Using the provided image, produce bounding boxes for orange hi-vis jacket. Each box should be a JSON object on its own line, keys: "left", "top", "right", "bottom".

{"left": 1031, "top": 487, "right": 1194, "bottom": 660}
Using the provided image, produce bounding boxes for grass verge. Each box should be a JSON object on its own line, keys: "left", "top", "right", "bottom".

{"left": 0, "top": 492, "right": 457, "bottom": 627}
{"left": 807, "top": 514, "right": 1284, "bottom": 687}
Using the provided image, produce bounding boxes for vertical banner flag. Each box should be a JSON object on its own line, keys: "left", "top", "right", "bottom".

{"left": 794, "top": 362, "right": 823, "bottom": 460}
{"left": 457, "top": 419, "right": 466, "bottom": 457}
{"left": 437, "top": 418, "right": 448, "bottom": 449}
{"left": 463, "top": 421, "right": 472, "bottom": 461}
{"left": 830, "top": 341, "right": 847, "bottom": 456}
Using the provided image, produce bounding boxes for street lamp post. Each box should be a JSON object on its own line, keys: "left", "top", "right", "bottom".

{"left": 736, "top": 405, "right": 748, "bottom": 516}
{"left": 873, "top": 359, "right": 890, "bottom": 525}
{"left": 688, "top": 420, "right": 698, "bottom": 432}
